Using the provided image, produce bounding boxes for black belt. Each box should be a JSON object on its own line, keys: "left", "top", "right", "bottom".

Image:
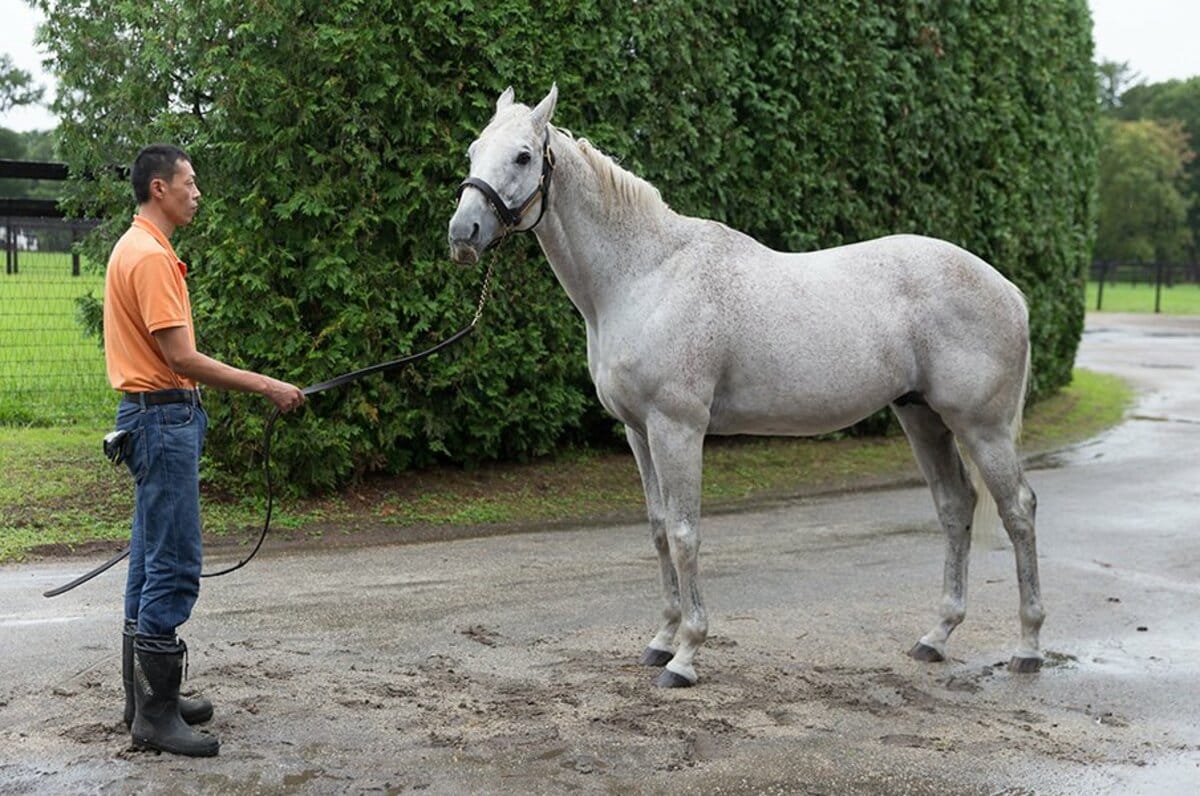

{"left": 122, "top": 388, "right": 202, "bottom": 407}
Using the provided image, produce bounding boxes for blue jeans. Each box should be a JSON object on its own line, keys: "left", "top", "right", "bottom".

{"left": 116, "top": 397, "right": 208, "bottom": 637}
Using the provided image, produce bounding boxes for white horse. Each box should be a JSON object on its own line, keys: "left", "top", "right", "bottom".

{"left": 448, "top": 85, "right": 1043, "bottom": 687}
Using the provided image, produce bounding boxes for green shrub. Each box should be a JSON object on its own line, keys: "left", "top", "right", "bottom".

{"left": 40, "top": 0, "right": 1096, "bottom": 491}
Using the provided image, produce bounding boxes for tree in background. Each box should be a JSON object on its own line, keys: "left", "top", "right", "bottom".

{"left": 1095, "top": 117, "right": 1193, "bottom": 264}
{"left": 1113, "top": 76, "right": 1200, "bottom": 261}
{"left": 1, "top": 51, "right": 57, "bottom": 199}
{"left": 0, "top": 53, "right": 44, "bottom": 114}
{"left": 1096, "top": 60, "right": 1141, "bottom": 113}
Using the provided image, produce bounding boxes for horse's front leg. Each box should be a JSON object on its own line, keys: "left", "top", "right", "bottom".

{"left": 645, "top": 415, "right": 707, "bottom": 688}
{"left": 625, "top": 426, "right": 680, "bottom": 667}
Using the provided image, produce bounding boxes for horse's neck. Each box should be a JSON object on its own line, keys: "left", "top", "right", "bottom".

{"left": 534, "top": 131, "right": 672, "bottom": 327}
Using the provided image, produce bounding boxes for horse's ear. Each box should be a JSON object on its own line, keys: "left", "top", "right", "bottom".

{"left": 529, "top": 83, "right": 558, "bottom": 131}
{"left": 496, "top": 86, "right": 515, "bottom": 112}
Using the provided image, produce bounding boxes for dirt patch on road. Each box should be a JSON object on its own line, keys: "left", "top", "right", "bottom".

{"left": 1, "top": 619, "right": 1167, "bottom": 794}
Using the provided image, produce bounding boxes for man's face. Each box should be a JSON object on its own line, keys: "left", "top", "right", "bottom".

{"left": 154, "top": 159, "right": 201, "bottom": 227}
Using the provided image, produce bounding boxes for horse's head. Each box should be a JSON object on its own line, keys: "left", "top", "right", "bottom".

{"left": 448, "top": 84, "right": 558, "bottom": 265}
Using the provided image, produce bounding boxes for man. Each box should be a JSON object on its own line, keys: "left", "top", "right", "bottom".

{"left": 104, "top": 144, "right": 305, "bottom": 757}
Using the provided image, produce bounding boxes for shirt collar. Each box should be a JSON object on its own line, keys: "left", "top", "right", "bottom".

{"left": 132, "top": 215, "right": 188, "bottom": 277}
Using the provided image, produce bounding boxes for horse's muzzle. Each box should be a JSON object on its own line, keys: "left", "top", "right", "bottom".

{"left": 449, "top": 240, "right": 479, "bottom": 265}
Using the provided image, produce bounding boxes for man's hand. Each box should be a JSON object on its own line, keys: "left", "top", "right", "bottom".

{"left": 263, "top": 378, "right": 306, "bottom": 413}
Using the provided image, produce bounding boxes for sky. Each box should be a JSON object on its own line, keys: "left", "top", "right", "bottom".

{"left": 2, "top": 0, "right": 1200, "bottom": 133}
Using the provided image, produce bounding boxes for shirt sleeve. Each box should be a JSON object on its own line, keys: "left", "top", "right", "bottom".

{"left": 129, "top": 252, "right": 189, "bottom": 333}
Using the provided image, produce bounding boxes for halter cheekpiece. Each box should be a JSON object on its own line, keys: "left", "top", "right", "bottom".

{"left": 458, "top": 130, "right": 556, "bottom": 239}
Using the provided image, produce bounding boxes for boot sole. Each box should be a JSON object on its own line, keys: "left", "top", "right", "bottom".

{"left": 132, "top": 736, "right": 219, "bottom": 758}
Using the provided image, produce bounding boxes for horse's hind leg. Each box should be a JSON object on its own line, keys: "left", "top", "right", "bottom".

{"left": 957, "top": 425, "right": 1044, "bottom": 673}
{"left": 625, "top": 426, "right": 680, "bottom": 667}
{"left": 894, "top": 403, "right": 977, "bottom": 664}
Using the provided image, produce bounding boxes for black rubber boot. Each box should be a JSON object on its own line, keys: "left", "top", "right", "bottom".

{"left": 131, "top": 634, "right": 219, "bottom": 757}
{"left": 123, "top": 620, "right": 212, "bottom": 728}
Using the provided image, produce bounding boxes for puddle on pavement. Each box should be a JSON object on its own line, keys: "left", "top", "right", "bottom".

{"left": 1025, "top": 436, "right": 1109, "bottom": 470}
{"left": 1138, "top": 362, "right": 1194, "bottom": 370}
{"left": 1145, "top": 331, "right": 1200, "bottom": 339}
{"left": 1060, "top": 633, "right": 1200, "bottom": 679}
{"left": 1086, "top": 755, "right": 1200, "bottom": 795}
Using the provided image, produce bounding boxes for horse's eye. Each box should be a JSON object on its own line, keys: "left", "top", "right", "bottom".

{"left": 515, "top": 151, "right": 532, "bottom": 166}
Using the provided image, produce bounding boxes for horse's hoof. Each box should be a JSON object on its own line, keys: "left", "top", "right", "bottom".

{"left": 908, "top": 642, "right": 945, "bottom": 663}
{"left": 653, "top": 668, "right": 695, "bottom": 688}
{"left": 638, "top": 646, "right": 673, "bottom": 667}
{"left": 1008, "top": 656, "right": 1042, "bottom": 674}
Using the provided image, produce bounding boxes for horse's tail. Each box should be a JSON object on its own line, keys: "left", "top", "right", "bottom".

{"left": 969, "top": 338, "right": 1030, "bottom": 550}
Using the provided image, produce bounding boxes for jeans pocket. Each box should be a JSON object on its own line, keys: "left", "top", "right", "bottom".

{"left": 160, "top": 402, "right": 195, "bottom": 429}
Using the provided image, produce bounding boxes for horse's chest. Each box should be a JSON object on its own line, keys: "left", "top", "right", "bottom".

{"left": 590, "top": 364, "right": 634, "bottom": 424}
{"left": 588, "top": 351, "right": 647, "bottom": 427}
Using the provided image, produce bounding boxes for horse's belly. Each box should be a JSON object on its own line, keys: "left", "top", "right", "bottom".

{"left": 708, "top": 404, "right": 882, "bottom": 436}
{"left": 707, "top": 378, "right": 900, "bottom": 436}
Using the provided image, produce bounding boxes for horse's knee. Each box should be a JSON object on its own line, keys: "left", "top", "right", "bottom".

{"left": 666, "top": 523, "right": 699, "bottom": 561}
{"left": 650, "top": 518, "right": 668, "bottom": 553}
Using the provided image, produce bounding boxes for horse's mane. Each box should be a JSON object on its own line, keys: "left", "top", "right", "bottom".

{"left": 555, "top": 127, "right": 670, "bottom": 218}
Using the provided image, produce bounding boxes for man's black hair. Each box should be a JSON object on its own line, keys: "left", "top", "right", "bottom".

{"left": 131, "top": 144, "right": 190, "bottom": 204}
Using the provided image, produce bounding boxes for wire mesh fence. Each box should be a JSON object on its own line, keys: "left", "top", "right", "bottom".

{"left": 2, "top": 216, "right": 111, "bottom": 426}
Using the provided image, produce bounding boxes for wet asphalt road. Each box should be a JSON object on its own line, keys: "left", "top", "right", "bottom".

{"left": 1, "top": 312, "right": 1198, "bottom": 795}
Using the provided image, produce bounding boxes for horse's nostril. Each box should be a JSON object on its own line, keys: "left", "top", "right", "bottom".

{"left": 471, "top": 223, "right": 480, "bottom": 242}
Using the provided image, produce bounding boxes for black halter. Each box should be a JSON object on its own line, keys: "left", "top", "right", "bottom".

{"left": 458, "top": 130, "right": 556, "bottom": 240}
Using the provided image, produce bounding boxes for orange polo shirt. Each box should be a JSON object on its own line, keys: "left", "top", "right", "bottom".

{"left": 103, "top": 215, "right": 198, "bottom": 392}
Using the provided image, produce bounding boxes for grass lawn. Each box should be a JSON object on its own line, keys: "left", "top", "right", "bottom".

{"left": 0, "top": 250, "right": 110, "bottom": 426}
{"left": 1086, "top": 280, "right": 1200, "bottom": 314}
{"left": 0, "top": 368, "right": 1133, "bottom": 564}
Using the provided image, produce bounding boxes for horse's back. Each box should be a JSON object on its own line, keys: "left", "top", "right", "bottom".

{"left": 722, "top": 231, "right": 1028, "bottom": 348}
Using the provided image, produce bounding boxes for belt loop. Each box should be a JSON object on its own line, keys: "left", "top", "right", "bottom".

{"left": 136, "top": 392, "right": 148, "bottom": 410}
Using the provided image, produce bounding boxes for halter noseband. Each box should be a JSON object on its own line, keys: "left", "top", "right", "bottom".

{"left": 458, "top": 130, "right": 556, "bottom": 241}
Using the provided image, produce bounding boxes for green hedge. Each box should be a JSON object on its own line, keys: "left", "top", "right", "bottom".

{"left": 42, "top": 0, "right": 1096, "bottom": 491}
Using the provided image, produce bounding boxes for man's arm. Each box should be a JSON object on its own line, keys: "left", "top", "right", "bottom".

{"left": 152, "top": 326, "right": 305, "bottom": 412}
